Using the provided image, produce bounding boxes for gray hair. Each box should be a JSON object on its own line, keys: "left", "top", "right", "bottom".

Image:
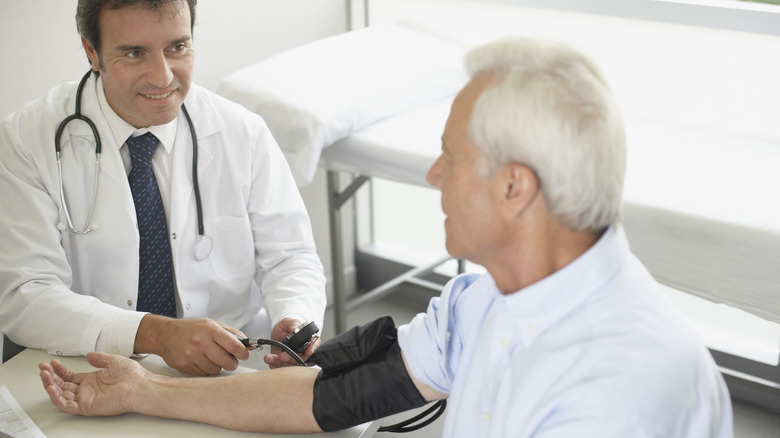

{"left": 76, "top": 0, "right": 197, "bottom": 64}
{"left": 465, "top": 37, "right": 626, "bottom": 232}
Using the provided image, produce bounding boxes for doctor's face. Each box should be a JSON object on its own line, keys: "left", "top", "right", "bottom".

{"left": 83, "top": 2, "right": 194, "bottom": 128}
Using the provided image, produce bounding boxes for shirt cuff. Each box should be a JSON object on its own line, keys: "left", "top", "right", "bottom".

{"left": 94, "top": 311, "right": 147, "bottom": 356}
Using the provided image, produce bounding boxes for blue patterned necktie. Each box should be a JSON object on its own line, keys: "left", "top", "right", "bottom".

{"left": 127, "top": 133, "right": 176, "bottom": 318}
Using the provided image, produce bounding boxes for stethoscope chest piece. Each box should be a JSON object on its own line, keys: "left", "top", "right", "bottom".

{"left": 195, "top": 236, "right": 212, "bottom": 261}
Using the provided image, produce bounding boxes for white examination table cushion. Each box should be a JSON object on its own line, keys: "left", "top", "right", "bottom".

{"left": 216, "top": 22, "right": 467, "bottom": 186}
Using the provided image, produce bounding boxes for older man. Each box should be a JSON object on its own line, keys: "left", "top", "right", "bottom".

{"left": 39, "top": 36, "right": 732, "bottom": 437}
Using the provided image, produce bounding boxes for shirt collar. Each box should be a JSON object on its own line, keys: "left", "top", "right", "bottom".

{"left": 497, "top": 225, "right": 629, "bottom": 345}
{"left": 96, "top": 75, "right": 179, "bottom": 153}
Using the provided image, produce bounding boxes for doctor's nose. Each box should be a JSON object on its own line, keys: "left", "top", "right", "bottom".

{"left": 146, "top": 53, "right": 175, "bottom": 89}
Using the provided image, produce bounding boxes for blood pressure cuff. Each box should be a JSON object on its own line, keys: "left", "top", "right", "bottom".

{"left": 309, "top": 316, "right": 427, "bottom": 432}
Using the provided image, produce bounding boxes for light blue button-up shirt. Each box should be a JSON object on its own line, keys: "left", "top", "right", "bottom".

{"left": 398, "top": 226, "right": 732, "bottom": 437}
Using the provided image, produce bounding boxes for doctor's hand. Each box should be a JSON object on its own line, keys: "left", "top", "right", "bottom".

{"left": 39, "top": 352, "right": 144, "bottom": 417}
{"left": 134, "top": 315, "right": 251, "bottom": 376}
{"left": 263, "top": 317, "right": 321, "bottom": 369}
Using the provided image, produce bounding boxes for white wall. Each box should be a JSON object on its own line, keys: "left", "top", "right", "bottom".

{"left": 0, "top": 0, "right": 348, "bottom": 360}
{"left": 0, "top": 0, "right": 347, "bottom": 118}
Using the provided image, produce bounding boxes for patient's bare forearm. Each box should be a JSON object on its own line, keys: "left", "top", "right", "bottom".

{"left": 135, "top": 366, "right": 322, "bottom": 433}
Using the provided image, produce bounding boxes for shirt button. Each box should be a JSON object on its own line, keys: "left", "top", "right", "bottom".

{"left": 172, "top": 232, "right": 177, "bottom": 239}
{"left": 445, "top": 331, "right": 451, "bottom": 342}
{"left": 186, "top": 303, "right": 191, "bottom": 311}
{"left": 482, "top": 409, "right": 490, "bottom": 422}
{"left": 501, "top": 338, "right": 510, "bottom": 349}
{"left": 56, "top": 351, "right": 63, "bottom": 356}
{"left": 127, "top": 300, "right": 133, "bottom": 307}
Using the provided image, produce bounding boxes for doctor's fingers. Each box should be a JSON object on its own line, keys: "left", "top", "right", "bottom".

{"left": 178, "top": 318, "right": 249, "bottom": 360}
{"left": 212, "top": 325, "right": 252, "bottom": 362}
{"left": 300, "top": 336, "right": 321, "bottom": 359}
{"left": 215, "top": 320, "right": 246, "bottom": 339}
{"left": 193, "top": 360, "right": 223, "bottom": 377}
{"left": 263, "top": 351, "right": 290, "bottom": 369}
{"left": 170, "top": 343, "right": 238, "bottom": 376}
{"left": 160, "top": 348, "right": 222, "bottom": 376}
{"left": 203, "top": 345, "right": 242, "bottom": 373}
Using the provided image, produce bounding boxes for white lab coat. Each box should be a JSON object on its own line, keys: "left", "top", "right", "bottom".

{"left": 0, "top": 74, "right": 326, "bottom": 356}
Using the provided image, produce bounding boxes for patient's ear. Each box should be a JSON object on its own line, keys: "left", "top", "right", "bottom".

{"left": 503, "top": 163, "right": 538, "bottom": 218}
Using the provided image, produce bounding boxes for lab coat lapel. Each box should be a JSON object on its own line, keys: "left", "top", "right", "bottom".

{"left": 79, "top": 75, "right": 129, "bottom": 187}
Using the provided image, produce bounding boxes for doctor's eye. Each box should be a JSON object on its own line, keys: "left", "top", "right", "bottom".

{"left": 126, "top": 50, "right": 143, "bottom": 59}
{"left": 169, "top": 42, "right": 192, "bottom": 55}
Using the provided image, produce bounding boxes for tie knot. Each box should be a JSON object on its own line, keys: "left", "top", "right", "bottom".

{"left": 127, "top": 132, "right": 160, "bottom": 168}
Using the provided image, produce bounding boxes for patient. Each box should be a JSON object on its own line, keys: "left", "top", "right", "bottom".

{"left": 39, "top": 36, "right": 733, "bottom": 437}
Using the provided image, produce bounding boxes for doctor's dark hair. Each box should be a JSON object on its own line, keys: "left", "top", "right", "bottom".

{"left": 76, "top": 0, "right": 197, "bottom": 64}
{"left": 463, "top": 37, "right": 626, "bottom": 233}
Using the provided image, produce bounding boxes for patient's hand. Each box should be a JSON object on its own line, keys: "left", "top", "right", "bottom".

{"left": 39, "top": 352, "right": 145, "bottom": 417}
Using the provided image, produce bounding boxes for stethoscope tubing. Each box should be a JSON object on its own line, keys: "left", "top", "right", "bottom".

{"left": 56, "top": 70, "right": 206, "bottom": 241}
{"left": 180, "top": 104, "right": 204, "bottom": 236}
{"left": 55, "top": 70, "right": 102, "bottom": 234}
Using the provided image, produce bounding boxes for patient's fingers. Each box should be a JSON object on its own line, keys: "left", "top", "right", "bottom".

{"left": 39, "top": 368, "right": 56, "bottom": 390}
{"left": 42, "top": 377, "right": 66, "bottom": 404}
{"left": 48, "top": 389, "right": 75, "bottom": 413}
{"left": 59, "top": 381, "right": 80, "bottom": 394}
{"left": 40, "top": 361, "right": 82, "bottom": 399}
{"left": 42, "top": 375, "right": 82, "bottom": 414}
{"left": 49, "top": 359, "right": 89, "bottom": 385}
{"left": 50, "top": 359, "right": 77, "bottom": 382}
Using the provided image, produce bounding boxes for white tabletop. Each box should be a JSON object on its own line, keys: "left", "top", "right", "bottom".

{"left": 0, "top": 348, "right": 364, "bottom": 438}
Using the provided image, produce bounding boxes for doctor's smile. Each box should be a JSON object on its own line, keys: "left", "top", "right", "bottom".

{"left": 141, "top": 90, "right": 175, "bottom": 100}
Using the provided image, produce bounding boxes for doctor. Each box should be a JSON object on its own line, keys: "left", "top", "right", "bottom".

{"left": 0, "top": 0, "right": 326, "bottom": 375}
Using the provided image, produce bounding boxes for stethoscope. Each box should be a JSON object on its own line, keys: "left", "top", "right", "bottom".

{"left": 55, "top": 69, "right": 212, "bottom": 260}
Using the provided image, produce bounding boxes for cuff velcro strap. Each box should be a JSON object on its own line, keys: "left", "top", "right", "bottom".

{"left": 310, "top": 317, "right": 427, "bottom": 431}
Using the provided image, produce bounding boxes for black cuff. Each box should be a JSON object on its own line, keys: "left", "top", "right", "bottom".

{"left": 308, "top": 315, "right": 397, "bottom": 373}
{"left": 310, "top": 317, "right": 427, "bottom": 432}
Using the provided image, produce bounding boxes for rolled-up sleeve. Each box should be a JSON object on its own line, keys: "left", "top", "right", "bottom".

{"left": 398, "top": 273, "right": 484, "bottom": 395}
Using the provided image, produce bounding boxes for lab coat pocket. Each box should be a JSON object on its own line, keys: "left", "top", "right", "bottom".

{"left": 204, "top": 214, "right": 255, "bottom": 282}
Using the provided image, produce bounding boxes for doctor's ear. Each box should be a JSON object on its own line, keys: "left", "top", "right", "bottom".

{"left": 80, "top": 36, "right": 101, "bottom": 72}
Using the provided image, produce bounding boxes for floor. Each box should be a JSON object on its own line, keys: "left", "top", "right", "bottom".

{"left": 323, "top": 294, "right": 780, "bottom": 438}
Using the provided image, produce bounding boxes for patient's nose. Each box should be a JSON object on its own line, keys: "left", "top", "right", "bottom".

{"left": 426, "top": 155, "right": 443, "bottom": 188}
